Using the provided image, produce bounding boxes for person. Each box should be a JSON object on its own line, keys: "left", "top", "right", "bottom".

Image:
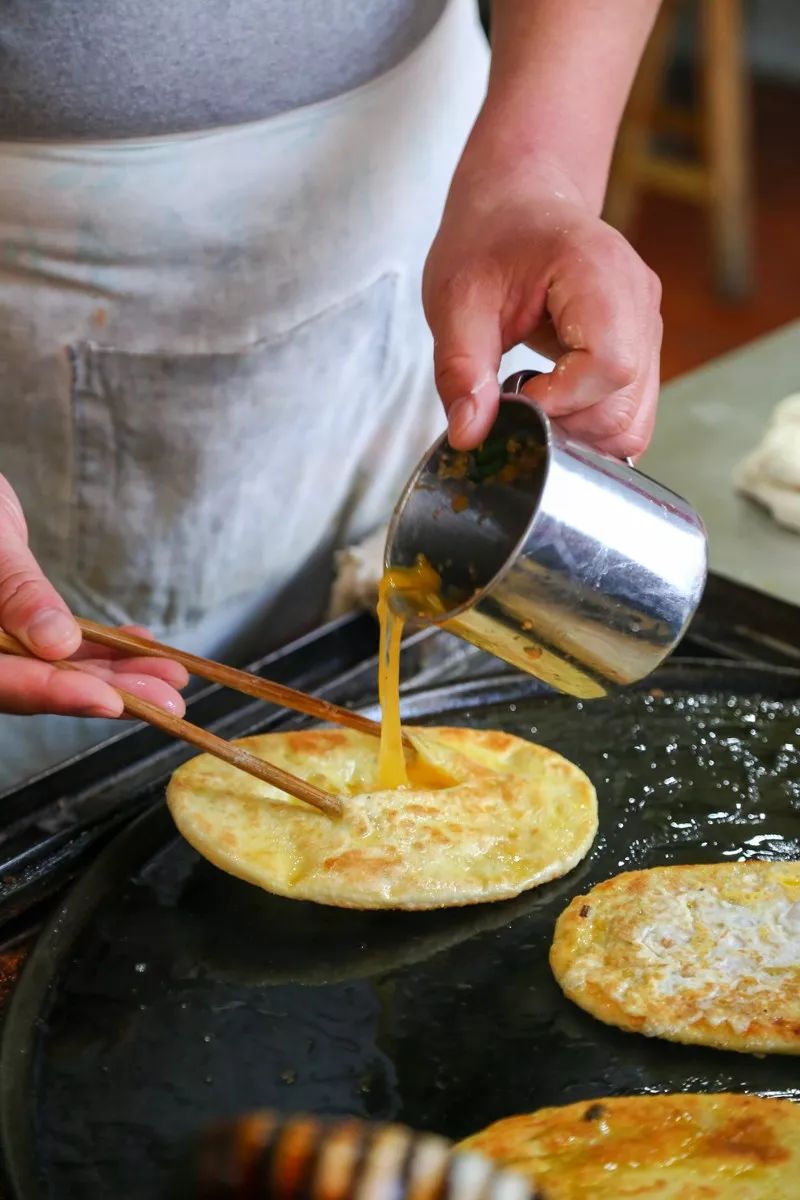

{"left": 0, "top": 0, "right": 663, "bottom": 788}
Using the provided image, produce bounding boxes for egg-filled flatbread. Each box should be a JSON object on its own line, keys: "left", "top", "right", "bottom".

{"left": 550, "top": 861, "right": 800, "bottom": 1054}
{"left": 166, "top": 727, "right": 597, "bottom": 911}
{"left": 460, "top": 1093, "right": 800, "bottom": 1199}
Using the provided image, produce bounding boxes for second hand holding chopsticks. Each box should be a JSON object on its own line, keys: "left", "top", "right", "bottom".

{"left": 0, "top": 629, "right": 342, "bottom": 819}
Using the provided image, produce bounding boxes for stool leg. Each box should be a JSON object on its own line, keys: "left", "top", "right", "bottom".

{"left": 701, "top": 0, "right": 753, "bottom": 299}
{"left": 604, "top": 1, "right": 679, "bottom": 233}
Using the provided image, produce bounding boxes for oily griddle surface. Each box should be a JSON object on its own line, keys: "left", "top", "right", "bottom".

{"left": 6, "top": 667, "right": 800, "bottom": 1199}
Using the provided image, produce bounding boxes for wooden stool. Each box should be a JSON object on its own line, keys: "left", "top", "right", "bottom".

{"left": 604, "top": 0, "right": 752, "bottom": 300}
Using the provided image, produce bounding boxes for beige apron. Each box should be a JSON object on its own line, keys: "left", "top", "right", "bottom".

{"left": 0, "top": 0, "right": 493, "bottom": 790}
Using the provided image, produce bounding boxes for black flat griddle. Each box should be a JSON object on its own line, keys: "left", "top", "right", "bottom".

{"left": 2, "top": 658, "right": 800, "bottom": 1200}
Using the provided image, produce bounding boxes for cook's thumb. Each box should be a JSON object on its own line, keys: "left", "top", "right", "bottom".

{"left": 0, "top": 477, "right": 82, "bottom": 659}
{"left": 426, "top": 285, "right": 503, "bottom": 450}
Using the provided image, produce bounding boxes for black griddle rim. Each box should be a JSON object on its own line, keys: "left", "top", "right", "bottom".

{"left": 3, "top": 655, "right": 800, "bottom": 1200}
{"left": 689, "top": 572, "right": 800, "bottom": 667}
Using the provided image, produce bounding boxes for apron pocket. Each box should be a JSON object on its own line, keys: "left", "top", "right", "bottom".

{"left": 67, "top": 273, "right": 400, "bottom": 630}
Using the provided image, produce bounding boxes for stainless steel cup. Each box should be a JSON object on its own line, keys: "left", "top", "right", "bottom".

{"left": 384, "top": 371, "right": 708, "bottom": 699}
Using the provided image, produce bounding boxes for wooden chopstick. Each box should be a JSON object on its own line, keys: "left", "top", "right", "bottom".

{"left": 77, "top": 617, "right": 415, "bottom": 750}
{"left": 0, "top": 631, "right": 342, "bottom": 819}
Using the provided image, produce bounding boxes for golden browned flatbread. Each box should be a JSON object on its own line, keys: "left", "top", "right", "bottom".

{"left": 550, "top": 861, "right": 800, "bottom": 1054}
{"left": 460, "top": 1093, "right": 800, "bottom": 1199}
{"left": 166, "top": 727, "right": 597, "bottom": 911}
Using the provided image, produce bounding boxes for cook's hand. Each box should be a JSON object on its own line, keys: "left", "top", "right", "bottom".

{"left": 0, "top": 475, "right": 188, "bottom": 717}
{"left": 423, "top": 162, "right": 663, "bottom": 461}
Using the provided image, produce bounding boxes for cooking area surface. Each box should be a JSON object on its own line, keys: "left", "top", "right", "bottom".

{"left": 1, "top": 611, "right": 799, "bottom": 1197}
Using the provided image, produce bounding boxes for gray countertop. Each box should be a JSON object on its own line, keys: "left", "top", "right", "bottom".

{"left": 640, "top": 319, "right": 800, "bottom": 607}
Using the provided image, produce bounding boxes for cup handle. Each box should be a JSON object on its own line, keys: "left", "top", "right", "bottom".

{"left": 500, "top": 370, "right": 541, "bottom": 395}
{"left": 500, "top": 371, "right": 637, "bottom": 470}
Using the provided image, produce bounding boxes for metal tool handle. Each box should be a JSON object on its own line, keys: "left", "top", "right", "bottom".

{"left": 501, "top": 370, "right": 636, "bottom": 469}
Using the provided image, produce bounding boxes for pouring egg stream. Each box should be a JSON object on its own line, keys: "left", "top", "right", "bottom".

{"left": 375, "top": 429, "right": 543, "bottom": 791}
{"left": 375, "top": 556, "right": 450, "bottom": 791}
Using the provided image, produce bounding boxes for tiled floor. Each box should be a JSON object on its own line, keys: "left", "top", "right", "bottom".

{"left": 627, "top": 82, "right": 800, "bottom": 381}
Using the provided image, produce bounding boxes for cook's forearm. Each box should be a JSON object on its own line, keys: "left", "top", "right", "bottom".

{"left": 469, "top": 0, "right": 662, "bottom": 210}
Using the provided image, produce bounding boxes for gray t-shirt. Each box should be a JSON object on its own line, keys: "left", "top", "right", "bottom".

{"left": 0, "top": 0, "right": 448, "bottom": 140}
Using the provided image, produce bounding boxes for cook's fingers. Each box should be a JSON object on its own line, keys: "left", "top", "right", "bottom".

{"left": 0, "top": 654, "right": 123, "bottom": 717}
{"left": 71, "top": 626, "right": 190, "bottom": 688}
{"left": 521, "top": 239, "right": 659, "bottom": 424}
{"left": 518, "top": 328, "right": 640, "bottom": 430}
{"left": 424, "top": 271, "right": 504, "bottom": 449}
{"left": 76, "top": 664, "right": 187, "bottom": 716}
{"left": 76, "top": 654, "right": 190, "bottom": 689}
{"left": 553, "top": 304, "right": 661, "bottom": 452}
{"left": 0, "top": 478, "right": 81, "bottom": 660}
{"left": 110, "top": 657, "right": 189, "bottom": 689}
{"left": 71, "top": 625, "right": 153, "bottom": 662}
{"left": 591, "top": 331, "right": 662, "bottom": 461}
